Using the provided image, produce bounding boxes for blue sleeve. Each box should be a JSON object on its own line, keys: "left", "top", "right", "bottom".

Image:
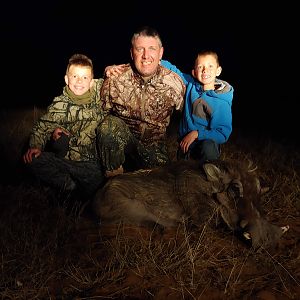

{"left": 160, "top": 60, "right": 194, "bottom": 86}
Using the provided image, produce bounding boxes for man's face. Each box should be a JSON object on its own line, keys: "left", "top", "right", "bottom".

{"left": 130, "top": 36, "right": 164, "bottom": 80}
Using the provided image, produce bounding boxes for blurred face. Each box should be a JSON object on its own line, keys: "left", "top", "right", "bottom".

{"left": 130, "top": 36, "right": 164, "bottom": 80}
{"left": 192, "top": 54, "right": 222, "bottom": 90}
{"left": 64, "top": 65, "right": 93, "bottom": 95}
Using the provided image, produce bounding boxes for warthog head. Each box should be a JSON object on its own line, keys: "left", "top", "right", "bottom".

{"left": 93, "top": 160, "right": 289, "bottom": 250}
{"left": 202, "top": 160, "right": 289, "bottom": 249}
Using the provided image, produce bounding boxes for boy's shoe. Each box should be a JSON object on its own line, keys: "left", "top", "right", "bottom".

{"left": 105, "top": 165, "right": 124, "bottom": 178}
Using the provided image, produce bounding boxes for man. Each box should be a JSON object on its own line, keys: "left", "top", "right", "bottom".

{"left": 97, "top": 26, "right": 186, "bottom": 176}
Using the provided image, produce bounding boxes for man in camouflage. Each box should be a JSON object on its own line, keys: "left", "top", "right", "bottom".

{"left": 23, "top": 54, "right": 106, "bottom": 197}
{"left": 97, "top": 26, "right": 186, "bottom": 176}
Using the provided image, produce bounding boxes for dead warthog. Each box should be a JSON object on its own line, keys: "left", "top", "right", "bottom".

{"left": 93, "top": 159, "right": 289, "bottom": 249}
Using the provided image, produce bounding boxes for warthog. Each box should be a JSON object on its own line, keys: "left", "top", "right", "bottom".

{"left": 93, "top": 159, "right": 289, "bottom": 249}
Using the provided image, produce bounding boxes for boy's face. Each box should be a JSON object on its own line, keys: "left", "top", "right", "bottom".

{"left": 130, "top": 36, "right": 164, "bottom": 81}
{"left": 192, "top": 54, "right": 222, "bottom": 90}
{"left": 64, "top": 65, "right": 93, "bottom": 96}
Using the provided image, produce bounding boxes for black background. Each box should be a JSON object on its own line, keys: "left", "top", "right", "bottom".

{"left": 2, "top": 1, "right": 298, "bottom": 140}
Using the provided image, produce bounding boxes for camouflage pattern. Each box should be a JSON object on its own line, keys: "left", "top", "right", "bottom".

{"left": 100, "top": 64, "right": 185, "bottom": 144}
{"left": 29, "top": 79, "right": 105, "bottom": 161}
{"left": 98, "top": 64, "right": 185, "bottom": 171}
{"left": 97, "top": 115, "right": 170, "bottom": 171}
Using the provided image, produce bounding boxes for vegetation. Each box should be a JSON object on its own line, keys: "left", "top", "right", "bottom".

{"left": 0, "top": 107, "right": 299, "bottom": 299}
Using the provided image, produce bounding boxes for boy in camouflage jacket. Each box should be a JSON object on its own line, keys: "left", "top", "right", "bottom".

{"left": 23, "top": 54, "right": 105, "bottom": 197}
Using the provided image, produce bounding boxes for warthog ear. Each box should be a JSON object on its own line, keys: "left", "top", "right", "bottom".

{"left": 253, "top": 177, "right": 270, "bottom": 195}
{"left": 203, "top": 163, "right": 224, "bottom": 193}
{"left": 203, "top": 163, "right": 222, "bottom": 182}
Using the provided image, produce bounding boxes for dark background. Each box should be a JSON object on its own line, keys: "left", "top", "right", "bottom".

{"left": 2, "top": 1, "right": 298, "bottom": 140}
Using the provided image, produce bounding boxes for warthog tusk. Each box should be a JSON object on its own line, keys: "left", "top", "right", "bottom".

{"left": 243, "top": 232, "right": 251, "bottom": 240}
{"left": 247, "top": 159, "right": 258, "bottom": 172}
{"left": 260, "top": 186, "right": 270, "bottom": 194}
{"left": 248, "top": 166, "right": 258, "bottom": 172}
{"left": 281, "top": 225, "right": 289, "bottom": 234}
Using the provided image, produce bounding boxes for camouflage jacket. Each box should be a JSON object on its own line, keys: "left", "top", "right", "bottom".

{"left": 100, "top": 64, "right": 185, "bottom": 144}
{"left": 29, "top": 79, "right": 104, "bottom": 161}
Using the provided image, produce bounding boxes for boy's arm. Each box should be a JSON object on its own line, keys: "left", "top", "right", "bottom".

{"left": 29, "top": 98, "right": 68, "bottom": 150}
{"left": 160, "top": 60, "right": 193, "bottom": 85}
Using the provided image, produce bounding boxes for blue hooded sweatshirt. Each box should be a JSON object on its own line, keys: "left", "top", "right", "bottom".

{"left": 161, "top": 60, "right": 234, "bottom": 144}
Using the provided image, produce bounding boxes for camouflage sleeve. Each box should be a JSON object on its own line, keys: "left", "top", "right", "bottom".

{"left": 173, "top": 74, "right": 186, "bottom": 112}
{"left": 160, "top": 66, "right": 186, "bottom": 112}
{"left": 29, "top": 96, "right": 69, "bottom": 149}
{"left": 91, "top": 78, "right": 104, "bottom": 101}
{"left": 100, "top": 77, "right": 113, "bottom": 113}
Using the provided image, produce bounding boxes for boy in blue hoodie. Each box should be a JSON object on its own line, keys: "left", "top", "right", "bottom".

{"left": 161, "top": 50, "right": 234, "bottom": 164}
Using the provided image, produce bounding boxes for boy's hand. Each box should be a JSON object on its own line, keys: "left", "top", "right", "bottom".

{"left": 180, "top": 130, "right": 198, "bottom": 153}
{"left": 52, "top": 128, "right": 70, "bottom": 141}
{"left": 23, "top": 148, "right": 42, "bottom": 163}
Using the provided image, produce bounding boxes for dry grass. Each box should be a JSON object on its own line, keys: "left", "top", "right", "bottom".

{"left": 0, "top": 107, "right": 300, "bottom": 299}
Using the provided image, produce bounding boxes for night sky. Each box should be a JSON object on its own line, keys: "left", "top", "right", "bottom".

{"left": 2, "top": 1, "right": 298, "bottom": 140}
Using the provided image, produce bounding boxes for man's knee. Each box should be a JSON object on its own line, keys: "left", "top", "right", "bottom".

{"left": 97, "top": 115, "right": 126, "bottom": 135}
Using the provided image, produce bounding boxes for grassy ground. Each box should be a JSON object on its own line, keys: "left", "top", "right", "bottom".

{"left": 0, "top": 107, "right": 300, "bottom": 299}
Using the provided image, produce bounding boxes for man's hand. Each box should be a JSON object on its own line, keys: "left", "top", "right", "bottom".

{"left": 104, "top": 64, "right": 128, "bottom": 78}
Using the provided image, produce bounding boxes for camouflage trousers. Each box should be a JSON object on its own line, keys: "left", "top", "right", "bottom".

{"left": 96, "top": 115, "right": 170, "bottom": 171}
{"left": 26, "top": 152, "right": 105, "bottom": 197}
